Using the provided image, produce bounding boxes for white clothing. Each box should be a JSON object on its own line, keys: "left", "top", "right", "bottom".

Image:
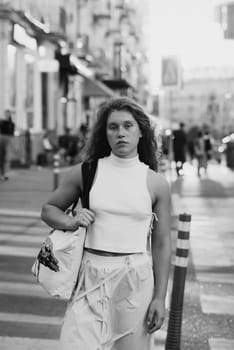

{"left": 85, "top": 153, "right": 152, "bottom": 253}
{"left": 59, "top": 251, "right": 154, "bottom": 350}
{"left": 59, "top": 154, "right": 156, "bottom": 349}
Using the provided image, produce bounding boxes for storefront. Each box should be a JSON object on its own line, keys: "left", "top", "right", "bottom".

{"left": 0, "top": 6, "right": 63, "bottom": 165}
{"left": 0, "top": 4, "right": 115, "bottom": 166}
{"left": 0, "top": 8, "right": 39, "bottom": 165}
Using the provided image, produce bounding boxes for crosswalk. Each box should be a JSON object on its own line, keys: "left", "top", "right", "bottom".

{"left": 1, "top": 204, "right": 234, "bottom": 350}
{"left": 0, "top": 212, "right": 66, "bottom": 349}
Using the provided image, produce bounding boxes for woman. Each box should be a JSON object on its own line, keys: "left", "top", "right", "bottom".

{"left": 41, "top": 97, "right": 172, "bottom": 350}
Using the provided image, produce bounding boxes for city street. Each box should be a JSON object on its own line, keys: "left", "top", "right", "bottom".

{"left": 0, "top": 162, "right": 233, "bottom": 349}
{"left": 1, "top": 1, "right": 234, "bottom": 349}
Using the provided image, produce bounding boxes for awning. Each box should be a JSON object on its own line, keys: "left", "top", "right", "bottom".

{"left": 83, "top": 78, "right": 115, "bottom": 98}
{"left": 102, "top": 79, "right": 132, "bottom": 90}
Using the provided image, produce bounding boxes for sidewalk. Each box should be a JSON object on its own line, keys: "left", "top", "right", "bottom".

{"left": 169, "top": 163, "right": 234, "bottom": 350}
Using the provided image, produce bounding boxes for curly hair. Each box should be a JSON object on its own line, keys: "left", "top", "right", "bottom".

{"left": 82, "top": 97, "right": 158, "bottom": 171}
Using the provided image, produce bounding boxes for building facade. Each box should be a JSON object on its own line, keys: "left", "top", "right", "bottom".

{"left": 159, "top": 66, "right": 234, "bottom": 138}
{"left": 0, "top": 0, "right": 152, "bottom": 165}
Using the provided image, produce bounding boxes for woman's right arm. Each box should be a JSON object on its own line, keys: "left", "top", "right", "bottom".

{"left": 41, "top": 163, "right": 95, "bottom": 231}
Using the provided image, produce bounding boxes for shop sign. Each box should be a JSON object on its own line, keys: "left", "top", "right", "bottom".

{"left": 13, "top": 24, "right": 37, "bottom": 51}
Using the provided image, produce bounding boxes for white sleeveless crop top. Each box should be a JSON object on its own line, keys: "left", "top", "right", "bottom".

{"left": 85, "top": 153, "right": 153, "bottom": 253}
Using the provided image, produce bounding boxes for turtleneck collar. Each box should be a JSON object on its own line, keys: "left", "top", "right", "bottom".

{"left": 109, "top": 152, "right": 140, "bottom": 167}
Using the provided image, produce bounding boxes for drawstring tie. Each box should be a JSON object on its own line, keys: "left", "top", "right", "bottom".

{"left": 147, "top": 212, "right": 158, "bottom": 253}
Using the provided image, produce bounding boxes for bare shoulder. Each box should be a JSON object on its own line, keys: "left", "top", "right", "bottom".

{"left": 61, "top": 162, "right": 83, "bottom": 189}
{"left": 43, "top": 162, "right": 83, "bottom": 210}
{"left": 147, "top": 168, "right": 171, "bottom": 204}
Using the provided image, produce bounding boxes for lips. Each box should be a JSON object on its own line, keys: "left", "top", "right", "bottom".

{"left": 117, "top": 141, "right": 128, "bottom": 145}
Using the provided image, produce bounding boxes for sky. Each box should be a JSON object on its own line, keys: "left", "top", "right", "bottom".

{"left": 145, "top": 0, "right": 234, "bottom": 92}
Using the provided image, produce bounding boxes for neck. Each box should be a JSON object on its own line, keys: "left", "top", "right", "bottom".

{"left": 109, "top": 152, "right": 139, "bottom": 167}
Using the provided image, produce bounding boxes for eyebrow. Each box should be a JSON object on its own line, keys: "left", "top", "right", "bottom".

{"left": 107, "top": 120, "right": 134, "bottom": 125}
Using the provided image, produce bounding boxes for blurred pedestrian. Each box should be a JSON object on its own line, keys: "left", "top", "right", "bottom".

{"left": 74, "top": 123, "right": 90, "bottom": 163}
{"left": 172, "top": 122, "right": 187, "bottom": 176}
{"left": 25, "top": 129, "right": 32, "bottom": 167}
{"left": 204, "top": 130, "right": 213, "bottom": 161}
{"left": 58, "top": 127, "right": 73, "bottom": 164}
{"left": 66, "top": 136, "right": 78, "bottom": 165}
{"left": 194, "top": 131, "right": 207, "bottom": 177}
{"left": 41, "top": 97, "right": 172, "bottom": 350}
{"left": 78, "top": 123, "right": 89, "bottom": 150}
{"left": 187, "top": 125, "right": 199, "bottom": 163}
{"left": 0, "top": 110, "right": 15, "bottom": 180}
{"left": 42, "top": 131, "right": 54, "bottom": 166}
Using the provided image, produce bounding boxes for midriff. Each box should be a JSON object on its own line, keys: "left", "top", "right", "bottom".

{"left": 84, "top": 247, "right": 138, "bottom": 257}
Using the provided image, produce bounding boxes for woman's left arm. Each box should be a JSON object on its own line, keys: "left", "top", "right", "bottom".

{"left": 146, "top": 172, "right": 172, "bottom": 333}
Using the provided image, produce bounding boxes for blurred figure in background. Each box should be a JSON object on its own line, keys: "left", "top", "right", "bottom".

{"left": 187, "top": 125, "right": 199, "bottom": 163}
{"left": 77, "top": 123, "right": 89, "bottom": 150}
{"left": 42, "top": 131, "right": 54, "bottom": 166}
{"left": 0, "top": 110, "right": 15, "bottom": 180}
{"left": 25, "top": 129, "right": 32, "bottom": 168}
{"left": 172, "top": 122, "right": 187, "bottom": 176}
{"left": 75, "top": 123, "right": 90, "bottom": 163}
{"left": 204, "top": 130, "right": 213, "bottom": 162}
{"left": 58, "top": 127, "right": 72, "bottom": 164}
{"left": 66, "top": 136, "right": 78, "bottom": 165}
{"left": 194, "top": 130, "right": 207, "bottom": 177}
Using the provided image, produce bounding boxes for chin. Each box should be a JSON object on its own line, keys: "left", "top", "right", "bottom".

{"left": 115, "top": 148, "right": 135, "bottom": 158}
{"left": 115, "top": 151, "right": 127, "bottom": 157}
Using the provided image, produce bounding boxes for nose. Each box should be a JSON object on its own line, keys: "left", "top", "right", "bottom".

{"left": 117, "top": 126, "right": 126, "bottom": 137}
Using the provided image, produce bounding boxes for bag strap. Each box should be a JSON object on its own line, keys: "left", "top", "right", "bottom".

{"left": 81, "top": 160, "right": 98, "bottom": 209}
{"left": 70, "top": 160, "right": 97, "bottom": 211}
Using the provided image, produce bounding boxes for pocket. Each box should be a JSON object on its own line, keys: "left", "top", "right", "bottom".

{"left": 116, "top": 294, "right": 139, "bottom": 310}
{"left": 112, "top": 274, "right": 132, "bottom": 302}
{"left": 137, "top": 263, "right": 152, "bottom": 281}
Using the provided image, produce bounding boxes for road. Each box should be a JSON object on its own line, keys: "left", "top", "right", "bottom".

{"left": 0, "top": 162, "right": 233, "bottom": 349}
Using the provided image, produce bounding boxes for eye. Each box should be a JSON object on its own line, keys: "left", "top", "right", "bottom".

{"left": 108, "top": 124, "right": 118, "bottom": 130}
{"left": 124, "top": 122, "right": 133, "bottom": 128}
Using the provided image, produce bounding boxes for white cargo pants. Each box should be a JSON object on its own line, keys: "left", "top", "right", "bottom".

{"left": 59, "top": 251, "right": 154, "bottom": 350}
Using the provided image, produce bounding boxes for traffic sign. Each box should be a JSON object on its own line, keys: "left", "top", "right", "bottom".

{"left": 161, "top": 56, "right": 181, "bottom": 89}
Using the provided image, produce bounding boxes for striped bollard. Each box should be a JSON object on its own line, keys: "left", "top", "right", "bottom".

{"left": 53, "top": 153, "right": 60, "bottom": 190}
{"left": 165, "top": 213, "right": 192, "bottom": 350}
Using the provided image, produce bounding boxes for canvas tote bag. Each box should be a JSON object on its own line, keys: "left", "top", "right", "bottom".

{"left": 31, "top": 160, "right": 97, "bottom": 300}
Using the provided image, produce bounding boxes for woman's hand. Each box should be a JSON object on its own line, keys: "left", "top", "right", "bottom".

{"left": 69, "top": 208, "right": 95, "bottom": 231}
{"left": 146, "top": 297, "right": 166, "bottom": 333}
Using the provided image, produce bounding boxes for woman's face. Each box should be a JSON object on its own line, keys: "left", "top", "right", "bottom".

{"left": 106, "top": 110, "right": 142, "bottom": 158}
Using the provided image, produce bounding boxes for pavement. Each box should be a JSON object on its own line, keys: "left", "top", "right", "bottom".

{"left": 0, "top": 161, "right": 234, "bottom": 349}
{"left": 0, "top": 165, "right": 69, "bottom": 213}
